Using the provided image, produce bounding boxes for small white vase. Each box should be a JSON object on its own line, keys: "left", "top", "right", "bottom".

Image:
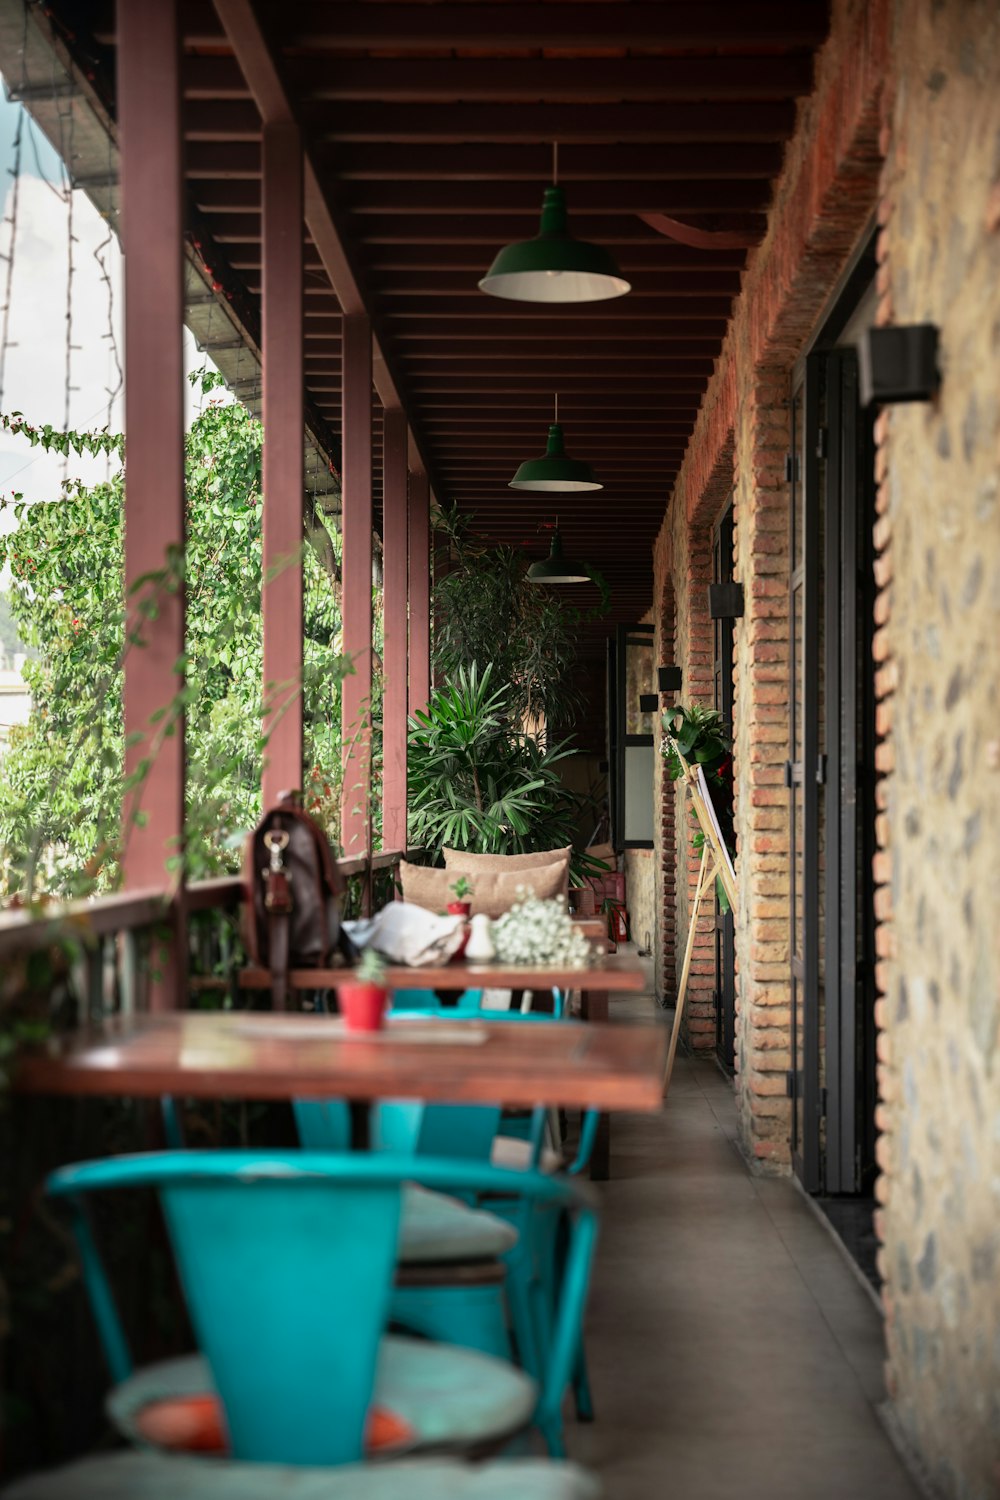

{"left": 465, "top": 913, "right": 496, "bottom": 962}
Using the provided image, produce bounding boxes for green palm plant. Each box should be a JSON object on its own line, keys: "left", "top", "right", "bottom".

{"left": 407, "top": 662, "right": 582, "bottom": 861}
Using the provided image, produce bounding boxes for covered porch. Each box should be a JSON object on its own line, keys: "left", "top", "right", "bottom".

{"left": 0, "top": 1, "right": 998, "bottom": 1497}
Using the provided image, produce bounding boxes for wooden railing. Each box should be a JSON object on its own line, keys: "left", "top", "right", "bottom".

{"left": 0, "top": 849, "right": 415, "bottom": 1021}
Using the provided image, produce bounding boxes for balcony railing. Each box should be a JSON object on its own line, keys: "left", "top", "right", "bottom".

{"left": 0, "top": 849, "right": 415, "bottom": 1024}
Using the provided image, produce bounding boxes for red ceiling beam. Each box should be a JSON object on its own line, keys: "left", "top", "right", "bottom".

{"left": 102, "top": 0, "right": 829, "bottom": 51}
{"left": 326, "top": 143, "right": 784, "bottom": 183}
{"left": 374, "top": 273, "right": 742, "bottom": 299}
{"left": 366, "top": 242, "right": 748, "bottom": 271}
{"left": 275, "top": 56, "right": 815, "bottom": 103}
{"left": 341, "top": 182, "right": 770, "bottom": 216}
{"left": 270, "top": 2, "right": 830, "bottom": 49}
{"left": 386, "top": 300, "right": 731, "bottom": 323}
{"left": 313, "top": 102, "right": 798, "bottom": 143}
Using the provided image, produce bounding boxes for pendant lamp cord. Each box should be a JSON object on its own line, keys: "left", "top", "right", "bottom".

{"left": 554, "top": 391, "right": 558, "bottom": 424}
{"left": 552, "top": 140, "right": 558, "bottom": 185}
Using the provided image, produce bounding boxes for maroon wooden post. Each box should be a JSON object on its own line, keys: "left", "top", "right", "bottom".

{"left": 118, "top": 0, "right": 186, "bottom": 1010}
{"left": 382, "top": 408, "right": 409, "bottom": 852}
{"left": 407, "top": 471, "right": 431, "bottom": 718}
{"left": 341, "top": 314, "right": 373, "bottom": 857}
{"left": 261, "top": 120, "right": 304, "bottom": 807}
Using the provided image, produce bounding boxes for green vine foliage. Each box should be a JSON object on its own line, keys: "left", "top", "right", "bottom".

{"left": 0, "top": 372, "right": 350, "bottom": 902}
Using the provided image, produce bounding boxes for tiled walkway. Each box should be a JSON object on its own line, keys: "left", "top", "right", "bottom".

{"left": 571, "top": 993, "right": 920, "bottom": 1500}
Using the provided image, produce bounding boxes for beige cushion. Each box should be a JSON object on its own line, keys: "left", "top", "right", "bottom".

{"left": 443, "top": 846, "right": 571, "bottom": 898}
{"left": 399, "top": 860, "right": 568, "bottom": 920}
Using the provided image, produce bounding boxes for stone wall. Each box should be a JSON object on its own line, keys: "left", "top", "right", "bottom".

{"left": 871, "top": 4, "right": 1000, "bottom": 1494}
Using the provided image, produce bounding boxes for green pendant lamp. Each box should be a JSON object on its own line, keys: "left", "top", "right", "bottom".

{"left": 509, "top": 394, "right": 603, "bottom": 492}
{"left": 479, "top": 144, "right": 631, "bottom": 304}
{"left": 527, "top": 525, "right": 590, "bottom": 585}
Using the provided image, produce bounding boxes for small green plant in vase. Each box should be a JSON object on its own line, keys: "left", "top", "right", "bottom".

{"left": 448, "top": 875, "right": 474, "bottom": 918}
{"left": 339, "top": 946, "right": 388, "bottom": 1032}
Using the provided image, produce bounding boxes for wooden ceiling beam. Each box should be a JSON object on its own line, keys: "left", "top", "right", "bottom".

{"left": 365, "top": 242, "right": 748, "bottom": 271}
{"left": 313, "top": 102, "right": 798, "bottom": 143}
{"left": 342, "top": 181, "right": 770, "bottom": 216}
{"left": 278, "top": 56, "right": 815, "bottom": 103}
{"left": 353, "top": 214, "right": 765, "bottom": 245}
{"left": 266, "top": 3, "right": 829, "bottom": 50}
{"left": 389, "top": 319, "right": 727, "bottom": 341}
{"left": 387, "top": 296, "right": 730, "bottom": 321}
{"left": 396, "top": 353, "right": 716, "bottom": 371}
{"left": 374, "top": 272, "right": 742, "bottom": 298}
{"left": 325, "top": 142, "right": 783, "bottom": 182}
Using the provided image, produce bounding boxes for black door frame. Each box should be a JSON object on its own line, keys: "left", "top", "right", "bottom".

{"left": 712, "top": 500, "right": 737, "bottom": 1072}
{"left": 789, "top": 242, "right": 878, "bottom": 1196}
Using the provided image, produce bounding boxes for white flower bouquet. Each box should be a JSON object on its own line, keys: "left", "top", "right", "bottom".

{"left": 492, "top": 891, "right": 593, "bottom": 969}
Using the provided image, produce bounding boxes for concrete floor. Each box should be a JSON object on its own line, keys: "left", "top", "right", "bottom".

{"left": 570, "top": 992, "right": 920, "bottom": 1500}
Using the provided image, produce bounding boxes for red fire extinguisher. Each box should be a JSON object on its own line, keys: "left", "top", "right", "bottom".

{"left": 606, "top": 901, "right": 629, "bottom": 946}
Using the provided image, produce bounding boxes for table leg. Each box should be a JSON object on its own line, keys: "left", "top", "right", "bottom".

{"left": 580, "top": 987, "right": 611, "bottom": 1180}
{"left": 349, "top": 1100, "right": 370, "bottom": 1150}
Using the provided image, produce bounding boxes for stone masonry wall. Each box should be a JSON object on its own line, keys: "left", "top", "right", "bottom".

{"left": 871, "top": 4, "right": 1000, "bottom": 1495}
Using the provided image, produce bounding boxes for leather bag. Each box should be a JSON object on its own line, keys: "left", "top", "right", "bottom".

{"left": 243, "top": 792, "right": 356, "bottom": 1010}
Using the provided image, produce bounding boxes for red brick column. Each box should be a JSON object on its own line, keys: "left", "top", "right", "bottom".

{"left": 656, "top": 554, "right": 677, "bottom": 1004}
{"left": 731, "top": 371, "right": 793, "bottom": 1163}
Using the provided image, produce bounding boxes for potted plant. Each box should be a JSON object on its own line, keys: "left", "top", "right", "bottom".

{"left": 661, "top": 702, "right": 736, "bottom": 912}
{"left": 339, "top": 947, "right": 389, "bottom": 1033}
{"left": 447, "top": 875, "right": 474, "bottom": 919}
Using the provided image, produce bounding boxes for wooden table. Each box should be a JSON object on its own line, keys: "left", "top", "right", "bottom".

{"left": 239, "top": 950, "right": 644, "bottom": 1174}
{"left": 14, "top": 1009, "right": 666, "bottom": 1180}
{"left": 238, "top": 950, "right": 642, "bottom": 997}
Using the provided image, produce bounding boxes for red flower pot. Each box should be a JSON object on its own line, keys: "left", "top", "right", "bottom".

{"left": 339, "top": 982, "right": 388, "bottom": 1033}
{"left": 447, "top": 900, "right": 471, "bottom": 958}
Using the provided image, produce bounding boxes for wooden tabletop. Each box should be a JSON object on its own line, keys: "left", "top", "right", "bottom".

{"left": 239, "top": 951, "right": 644, "bottom": 994}
{"left": 13, "top": 1010, "right": 668, "bottom": 1113}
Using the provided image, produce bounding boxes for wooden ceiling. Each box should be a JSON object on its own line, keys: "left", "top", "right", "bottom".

{"left": 74, "top": 1, "right": 830, "bottom": 660}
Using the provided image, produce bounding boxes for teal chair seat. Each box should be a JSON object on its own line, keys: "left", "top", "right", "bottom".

{"left": 1, "top": 1451, "right": 601, "bottom": 1500}
{"left": 106, "top": 1335, "right": 535, "bottom": 1457}
{"left": 400, "top": 1185, "right": 518, "bottom": 1264}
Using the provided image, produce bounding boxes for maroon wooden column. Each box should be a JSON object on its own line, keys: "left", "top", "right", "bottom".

{"left": 341, "top": 315, "right": 373, "bottom": 857}
{"left": 261, "top": 120, "right": 304, "bottom": 807}
{"left": 382, "top": 408, "right": 409, "bottom": 852}
{"left": 118, "top": 0, "right": 185, "bottom": 1009}
{"left": 407, "top": 471, "right": 431, "bottom": 718}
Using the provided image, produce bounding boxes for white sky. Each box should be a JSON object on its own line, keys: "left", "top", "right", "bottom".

{"left": 0, "top": 84, "right": 225, "bottom": 556}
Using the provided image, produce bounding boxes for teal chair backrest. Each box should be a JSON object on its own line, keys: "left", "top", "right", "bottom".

{"left": 48, "top": 1150, "right": 599, "bottom": 1467}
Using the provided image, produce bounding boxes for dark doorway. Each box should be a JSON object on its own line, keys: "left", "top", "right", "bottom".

{"left": 712, "top": 502, "right": 737, "bottom": 1072}
{"left": 788, "top": 254, "right": 878, "bottom": 1217}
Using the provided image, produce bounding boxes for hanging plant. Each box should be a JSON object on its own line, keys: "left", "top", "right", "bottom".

{"left": 660, "top": 702, "right": 732, "bottom": 786}
{"left": 661, "top": 703, "right": 736, "bottom": 914}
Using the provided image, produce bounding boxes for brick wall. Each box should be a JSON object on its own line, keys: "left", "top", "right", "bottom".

{"left": 869, "top": 4, "right": 1000, "bottom": 1494}
{"left": 652, "top": 0, "right": 891, "bottom": 1135}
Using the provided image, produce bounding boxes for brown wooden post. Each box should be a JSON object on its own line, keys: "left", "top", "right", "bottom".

{"left": 341, "top": 314, "right": 373, "bottom": 857}
{"left": 407, "top": 471, "right": 431, "bottom": 719}
{"left": 261, "top": 120, "right": 304, "bottom": 807}
{"left": 382, "top": 407, "right": 409, "bottom": 852}
{"left": 118, "top": 0, "right": 186, "bottom": 1009}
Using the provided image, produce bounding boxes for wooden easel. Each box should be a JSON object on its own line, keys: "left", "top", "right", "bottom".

{"left": 663, "top": 741, "right": 739, "bottom": 1095}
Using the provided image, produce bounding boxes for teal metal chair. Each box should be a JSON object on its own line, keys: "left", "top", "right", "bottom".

{"left": 369, "top": 1006, "right": 599, "bottom": 1427}
{"left": 293, "top": 1098, "right": 517, "bottom": 1369}
{"left": 44, "top": 1150, "right": 598, "bottom": 1467}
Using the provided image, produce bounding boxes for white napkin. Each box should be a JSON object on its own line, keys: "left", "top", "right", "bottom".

{"left": 343, "top": 901, "right": 467, "bottom": 967}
